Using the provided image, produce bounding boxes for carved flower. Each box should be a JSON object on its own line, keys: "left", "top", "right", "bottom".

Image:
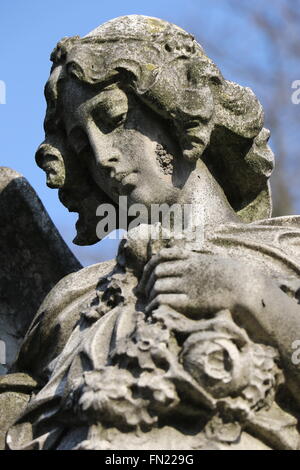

{"left": 137, "top": 371, "right": 179, "bottom": 411}
{"left": 76, "top": 367, "right": 156, "bottom": 429}
{"left": 181, "top": 330, "right": 249, "bottom": 399}
{"left": 181, "top": 322, "right": 282, "bottom": 411}
{"left": 241, "top": 343, "right": 283, "bottom": 411}
{"left": 179, "top": 320, "right": 284, "bottom": 444}
{"left": 111, "top": 316, "right": 170, "bottom": 371}
{"left": 73, "top": 362, "right": 180, "bottom": 430}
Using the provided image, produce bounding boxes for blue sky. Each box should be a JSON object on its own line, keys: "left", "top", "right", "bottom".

{"left": 1, "top": 0, "right": 299, "bottom": 265}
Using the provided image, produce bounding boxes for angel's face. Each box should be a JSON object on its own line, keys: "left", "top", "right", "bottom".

{"left": 60, "top": 79, "right": 190, "bottom": 210}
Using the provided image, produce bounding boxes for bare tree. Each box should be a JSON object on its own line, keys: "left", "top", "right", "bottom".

{"left": 185, "top": 0, "right": 300, "bottom": 215}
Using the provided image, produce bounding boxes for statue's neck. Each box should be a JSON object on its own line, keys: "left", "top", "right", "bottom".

{"left": 178, "top": 160, "right": 241, "bottom": 230}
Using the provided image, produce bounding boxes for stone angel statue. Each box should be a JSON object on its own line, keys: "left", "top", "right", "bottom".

{"left": 2, "top": 15, "right": 300, "bottom": 450}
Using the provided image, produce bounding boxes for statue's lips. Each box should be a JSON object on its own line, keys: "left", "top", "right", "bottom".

{"left": 185, "top": 134, "right": 206, "bottom": 148}
{"left": 110, "top": 171, "right": 138, "bottom": 197}
{"left": 113, "top": 171, "right": 138, "bottom": 186}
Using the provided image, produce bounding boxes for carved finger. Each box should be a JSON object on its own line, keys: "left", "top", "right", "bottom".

{"left": 138, "top": 247, "right": 188, "bottom": 293}
{"left": 145, "top": 293, "right": 188, "bottom": 313}
{"left": 148, "top": 277, "right": 183, "bottom": 302}
{"left": 145, "top": 260, "right": 187, "bottom": 298}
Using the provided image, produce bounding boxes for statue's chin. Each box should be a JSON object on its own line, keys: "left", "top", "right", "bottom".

{"left": 73, "top": 216, "right": 99, "bottom": 246}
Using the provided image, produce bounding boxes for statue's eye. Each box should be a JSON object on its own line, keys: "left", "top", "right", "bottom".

{"left": 90, "top": 87, "right": 128, "bottom": 133}
{"left": 92, "top": 105, "right": 126, "bottom": 133}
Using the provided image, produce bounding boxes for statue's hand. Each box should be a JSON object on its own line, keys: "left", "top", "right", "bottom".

{"left": 138, "top": 247, "right": 261, "bottom": 318}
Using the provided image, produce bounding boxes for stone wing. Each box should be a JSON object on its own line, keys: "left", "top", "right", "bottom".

{"left": 0, "top": 167, "right": 81, "bottom": 374}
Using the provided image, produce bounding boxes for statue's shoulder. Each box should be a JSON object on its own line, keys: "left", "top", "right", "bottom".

{"left": 212, "top": 215, "right": 300, "bottom": 244}
{"left": 35, "top": 258, "right": 116, "bottom": 320}
{"left": 252, "top": 215, "right": 300, "bottom": 228}
{"left": 16, "top": 259, "right": 116, "bottom": 377}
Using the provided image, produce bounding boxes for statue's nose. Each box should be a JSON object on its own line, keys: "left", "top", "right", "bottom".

{"left": 94, "top": 148, "right": 121, "bottom": 168}
{"left": 86, "top": 124, "right": 120, "bottom": 168}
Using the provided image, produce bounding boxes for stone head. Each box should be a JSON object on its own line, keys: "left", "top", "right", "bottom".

{"left": 36, "top": 15, "right": 274, "bottom": 244}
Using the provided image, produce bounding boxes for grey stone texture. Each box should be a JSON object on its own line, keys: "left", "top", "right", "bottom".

{"left": 1, "top": 15, "right": 300, "bottom": 450}
{"left": 0, "top": 168, "right": 81, "bottom": 375}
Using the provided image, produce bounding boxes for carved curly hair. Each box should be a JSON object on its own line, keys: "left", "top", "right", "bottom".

{"left": 36, "top": 15, "right": 275, "bottom": 245}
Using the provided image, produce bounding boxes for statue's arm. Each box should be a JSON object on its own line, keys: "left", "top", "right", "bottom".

{"left": 139, "top": 247, "right": 300, "bottom": 404}
{"left": 233, "top": 275, "right": 300, "bottom": 404}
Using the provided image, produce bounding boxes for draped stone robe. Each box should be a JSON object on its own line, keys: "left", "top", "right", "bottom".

{"left": 5, "top": 217, "right": 300, "bottom": 450}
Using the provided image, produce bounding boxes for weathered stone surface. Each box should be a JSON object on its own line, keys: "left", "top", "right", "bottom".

{"left": 0, "top": 167, "right": 81, "bottom": 376}
{"left": 0, "top": 373, "right": 38, "bottom": 449}
{"left": 1, "top": 15, "right": 300, "bottom": 450}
